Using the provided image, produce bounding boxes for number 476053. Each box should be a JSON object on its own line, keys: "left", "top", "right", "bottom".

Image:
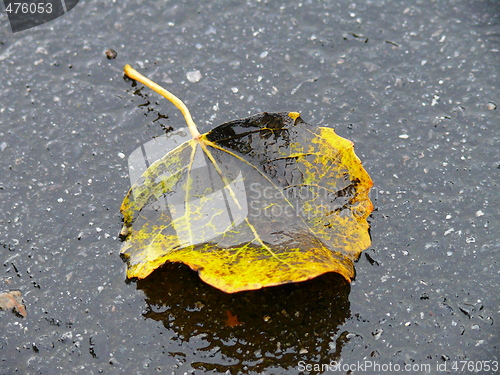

{"left": 451, "top": 360, "right": 498, "bottom": 372}
{"left": 5, "top": 2, "right": 53, "bottom": 14}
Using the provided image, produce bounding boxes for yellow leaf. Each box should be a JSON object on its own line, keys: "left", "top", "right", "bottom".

{"left": 120, "top": 66, "right": 373, "bottom": 293}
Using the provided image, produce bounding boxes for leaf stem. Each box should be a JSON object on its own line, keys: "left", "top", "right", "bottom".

{"left": 123, "top": 64, "right": 201, "bottom": 139}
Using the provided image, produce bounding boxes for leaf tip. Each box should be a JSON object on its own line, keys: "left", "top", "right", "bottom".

{"left": 287, "top": 112, "right": 301, "bottom": 121}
